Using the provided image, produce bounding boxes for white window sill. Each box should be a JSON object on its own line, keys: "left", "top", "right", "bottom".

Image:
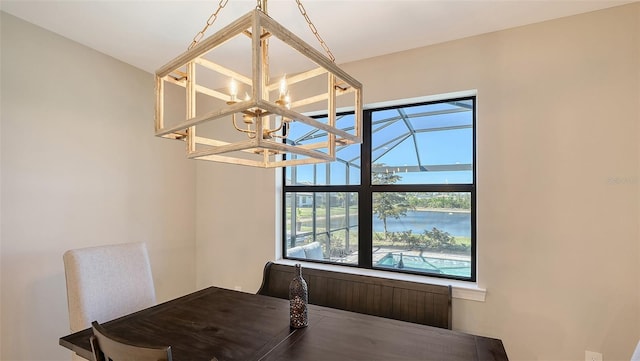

{"left": 274, "top": 259, "right": 486, "bottom": 302}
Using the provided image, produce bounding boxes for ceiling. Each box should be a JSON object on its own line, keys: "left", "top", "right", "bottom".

{"left": 1, "top": 0, "right": 635, "bottom": 75}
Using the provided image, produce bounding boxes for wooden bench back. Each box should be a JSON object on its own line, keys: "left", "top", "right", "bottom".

{"left": 257, "top": 262, "right": 452, "bottom": 329}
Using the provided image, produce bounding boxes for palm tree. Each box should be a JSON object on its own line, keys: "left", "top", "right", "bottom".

{"left": 372, "top": 165, "right": 415, "bottom": 240}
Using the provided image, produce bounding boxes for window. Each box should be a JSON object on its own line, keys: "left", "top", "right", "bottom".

{"left": 283, "top": 96, "right": 476, "bottom": 281}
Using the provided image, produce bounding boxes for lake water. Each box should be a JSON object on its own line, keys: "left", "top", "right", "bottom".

{"left": 373, "top": 210, "right": 471, "bottom": 237}
{"left": 315, "top": 210, "right": 471, "bottom": 238}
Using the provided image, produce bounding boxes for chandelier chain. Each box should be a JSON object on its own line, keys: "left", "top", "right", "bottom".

{"left": 188, "top": 0, "right": 229, "bottom": 50}
{"left": 188, "top": 0, "right": 335, "bottom": 62}
{"left": 295, "top": 0, "right": 336, "bottom": 62}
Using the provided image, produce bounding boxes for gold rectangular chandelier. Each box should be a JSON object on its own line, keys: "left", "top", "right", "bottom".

{"left": 155, "top": 0, "right": 363, "bottom": 168}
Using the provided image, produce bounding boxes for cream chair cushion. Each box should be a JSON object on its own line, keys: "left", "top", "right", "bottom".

{"left": 63, "top": 242, "right": 157, "bottom": 333}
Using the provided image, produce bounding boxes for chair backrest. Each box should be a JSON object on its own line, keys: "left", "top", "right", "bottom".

{"left": 257, "top": 261, "right": 452, "bottom": 329}
{"left": 63, "top": 242, "right": 157, "bottom": 332}
{"left": 91, "top": 321, "right": 172, "bottom": 361}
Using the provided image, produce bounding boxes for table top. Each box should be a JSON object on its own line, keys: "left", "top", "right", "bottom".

{"left": 60, "top": 286, "right": 508, "bottom": 361}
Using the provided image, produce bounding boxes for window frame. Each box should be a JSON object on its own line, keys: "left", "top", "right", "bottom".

{"left": 282, "top": 96, "right": 476, "bottom": 282}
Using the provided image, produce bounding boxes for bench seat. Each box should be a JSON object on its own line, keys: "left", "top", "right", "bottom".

{"left": 257, "top": 261, "right": 452, "bottom": 329}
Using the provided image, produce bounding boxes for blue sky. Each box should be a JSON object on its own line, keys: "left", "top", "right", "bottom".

{"left": 287, "top": 100, "right": 474, "bottom": 185}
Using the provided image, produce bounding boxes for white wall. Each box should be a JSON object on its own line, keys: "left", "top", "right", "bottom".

{"left": 195, "top": 163, "right": 276, "bottom": 291}
{"left": 195, "top": 3, "right": 640, "bottom": 361}
{"left": 1, "top": 13, "right": 197, "bottom": 361}
{"left": 1, "top": 3, "right": 638, "bottom": 361}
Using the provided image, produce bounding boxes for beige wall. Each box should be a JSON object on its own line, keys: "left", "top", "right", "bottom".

{"left": 0, "top": 13, "right": 197, "bottom": 360}
{"left": 195, "top": 3, "right": 640, "bottom": 361}
{"left": 1, "top": 3, "right": 639, "bottom": 361}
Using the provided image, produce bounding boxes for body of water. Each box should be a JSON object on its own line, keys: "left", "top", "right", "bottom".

{"left": 373, "top": 210, "right": 470, "bottom": 237}
{"left": 306, "top": 210, "right": 470, "bottom": 238}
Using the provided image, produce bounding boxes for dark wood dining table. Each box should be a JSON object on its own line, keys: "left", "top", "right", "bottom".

{"left": 60, "top": 286, "right": 508, "bottom": 361}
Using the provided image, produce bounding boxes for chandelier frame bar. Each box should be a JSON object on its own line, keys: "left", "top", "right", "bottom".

{"left": 154, "top": 8, "right": 363, "bottom": 168}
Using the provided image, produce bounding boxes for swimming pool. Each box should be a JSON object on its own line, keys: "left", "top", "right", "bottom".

{"left": 375, "top": 252, "right": 471, "bottom": 278}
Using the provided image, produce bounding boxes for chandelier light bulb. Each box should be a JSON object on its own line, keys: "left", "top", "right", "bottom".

{"left": 229, "top": 78, "right": 238, "bottom": 101}
{"left": 279, "top": 75, "right": 287, "bottom": 97}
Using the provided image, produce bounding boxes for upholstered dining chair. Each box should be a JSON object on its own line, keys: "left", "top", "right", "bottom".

{"left": 63, "top": 242, "right": 157, "bottom": 360}
{"left": 91, "top": 321, "right": 172, "bottom": 361}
